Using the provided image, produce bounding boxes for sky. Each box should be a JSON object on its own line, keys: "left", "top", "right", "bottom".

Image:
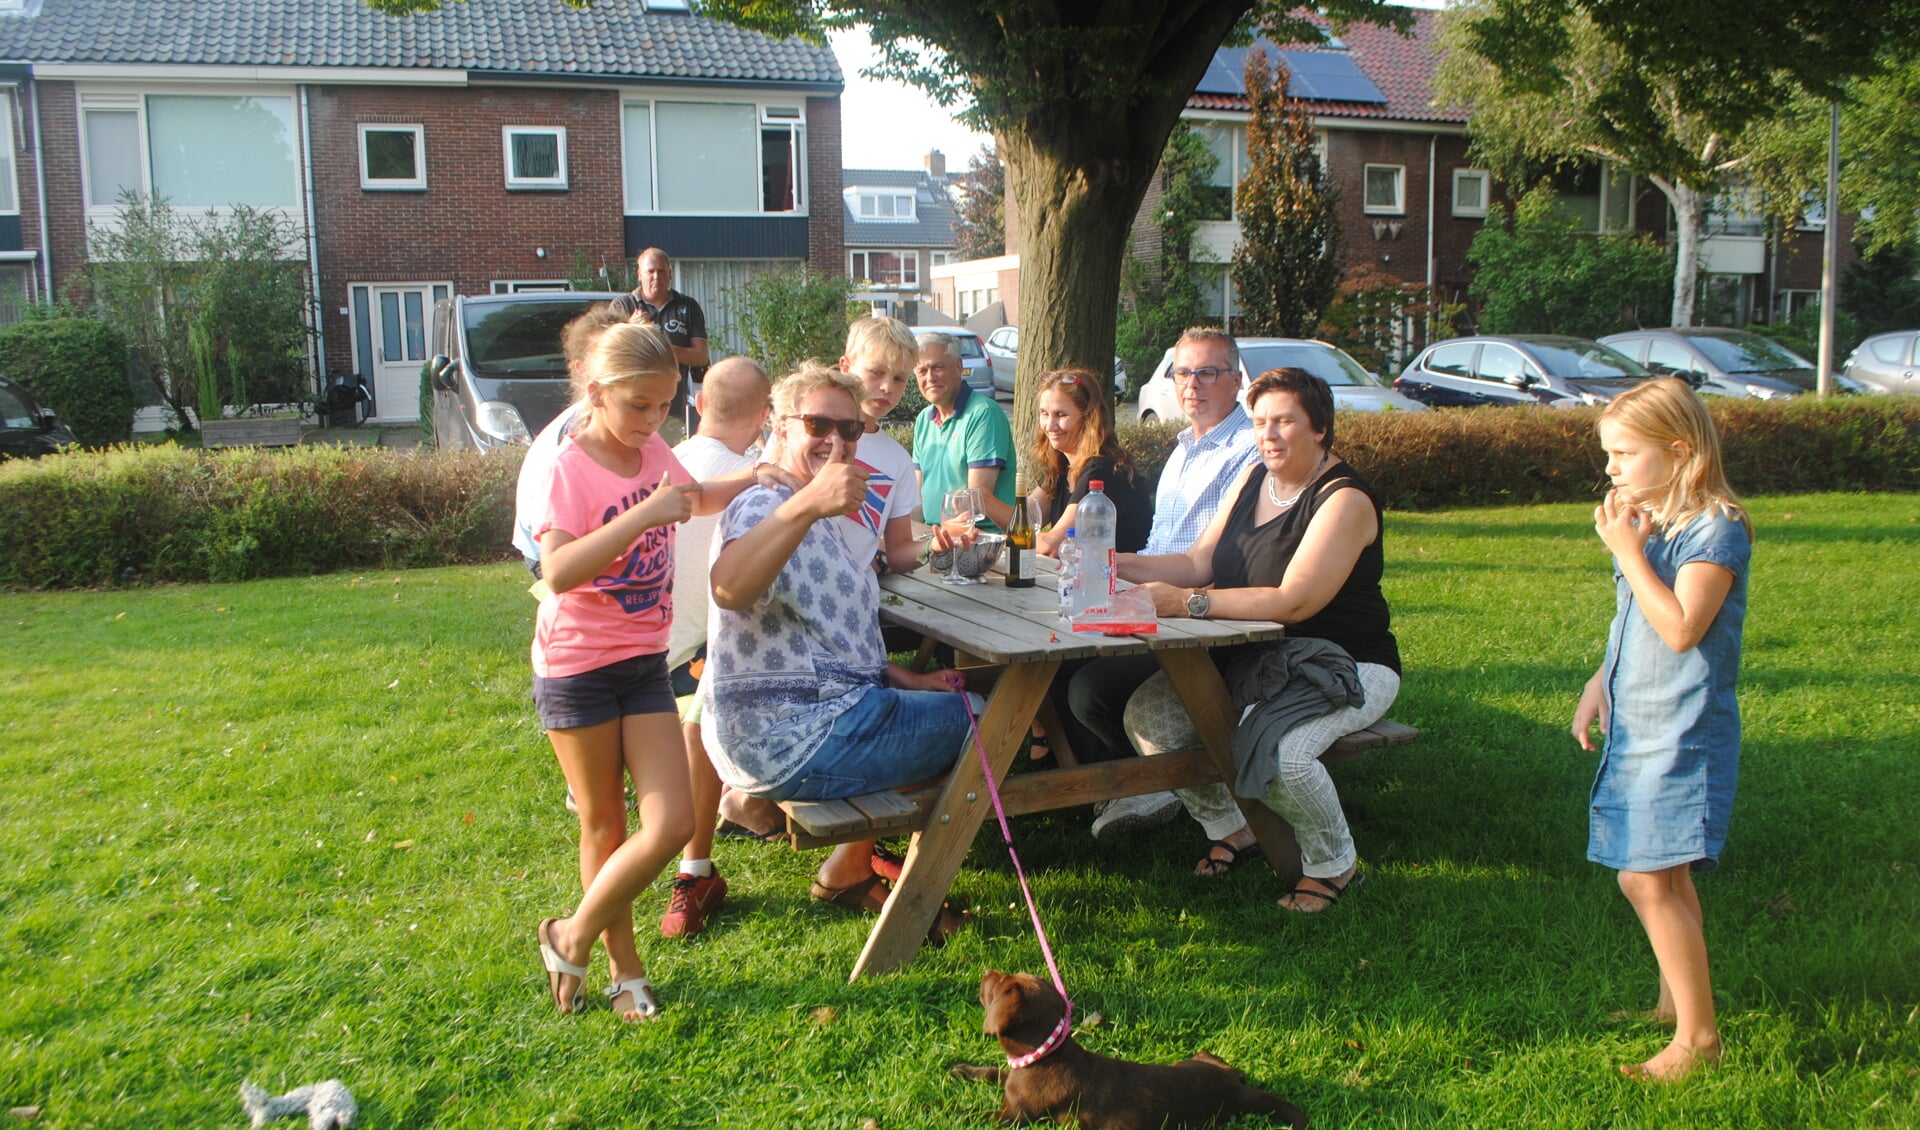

{"left": 827, "top": 3, "right": 1449, "bottom": 173}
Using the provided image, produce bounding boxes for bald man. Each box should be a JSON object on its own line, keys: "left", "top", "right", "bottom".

{"left": 611, "top": 247, "right": 710, "bottom": 429}
{"left": 661, "top": 355, "right": 773, "bottom": 938}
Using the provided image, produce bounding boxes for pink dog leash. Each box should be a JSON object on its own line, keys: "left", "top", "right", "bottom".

{"left": 957, "top": 688, "right": 1073, "bottom": 1068}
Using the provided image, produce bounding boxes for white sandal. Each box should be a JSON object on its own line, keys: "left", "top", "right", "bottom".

{"left": 538, "top": 917, "right": 587, "bottom": 1014}
{"left": 606, "top": 976, "right": 660, "bottom": 1023}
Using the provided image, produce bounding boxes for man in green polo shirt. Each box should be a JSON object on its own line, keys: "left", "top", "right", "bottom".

{"left": 912, "top": 333, "right": 1018, "bottom": 531}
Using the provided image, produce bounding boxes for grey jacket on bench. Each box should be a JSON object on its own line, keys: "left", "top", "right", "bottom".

{"left": 1224, "top": 637, "right": 1364, "bottom": 798}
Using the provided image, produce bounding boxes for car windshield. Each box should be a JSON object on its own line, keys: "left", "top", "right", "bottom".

{"left": 463, "top": 300, "right": 603, "bottom": 378}
{"left": 1687, "top": 332, "right": 1812, "bottom": 374}
{"left": 1239, "top": 343, "right": 1377, "bottom": 386}
{"left": 1525, "top": 341, "right": 1648, "bottom": 381}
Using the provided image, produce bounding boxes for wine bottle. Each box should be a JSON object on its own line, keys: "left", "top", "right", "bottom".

{"left": 1005, "top": 498, "right": 1036, "bottom": 587}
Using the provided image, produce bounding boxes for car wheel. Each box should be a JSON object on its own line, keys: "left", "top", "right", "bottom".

{"left": 1139, "top": 410, "right": 1157, "bottom": 424}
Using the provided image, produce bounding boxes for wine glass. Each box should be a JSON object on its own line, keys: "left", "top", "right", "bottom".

{"left": 939, "top": 489, "right": 982, "bottom": 586}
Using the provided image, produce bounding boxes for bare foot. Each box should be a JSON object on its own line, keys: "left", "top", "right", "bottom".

{"left": 1620, "top": 1037, "right": 1721, "bottom": 1082}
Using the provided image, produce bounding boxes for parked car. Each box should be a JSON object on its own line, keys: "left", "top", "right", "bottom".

{"left": 910, "top": 326, "right": 994, "bottom": 392}
{"left": 1842, "top": 331, "right": 1920, "bottom": 396}
{"left": 1394, "top": 335, "right": 1650, "bottom": 408}
{"left": 1600, "top": 327, "right": 1822, "bottom": 399}
{"left": 427, "top": 291, "right": 626, "bottom": 451}
{"left": 1135, "top": 337, "right": 1427, "bottom": 425}
{"left": 982, "top": 324, "right": 1129, "bottom": 397}
{"left": 0, "top": 375, "right": 76, "bottom": 459}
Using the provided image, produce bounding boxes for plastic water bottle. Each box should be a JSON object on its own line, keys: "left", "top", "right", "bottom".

{"left": 1075, "top": 481, "right": 1117, "bottom": 615}
{"left": 1057, "top": 528, "right": 1079, "bottom": 623}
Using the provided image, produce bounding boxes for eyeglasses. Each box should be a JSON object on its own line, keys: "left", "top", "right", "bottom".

{"left": 1172, "top": 366, "right": 1230, "bottom": 386}
{"left": 786, "top": 414, "right": 864, "bottom": 442}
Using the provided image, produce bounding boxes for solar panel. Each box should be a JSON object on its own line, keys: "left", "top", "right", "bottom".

{"left": 1195, "top": 44, "right": 1387, "bottom": 104}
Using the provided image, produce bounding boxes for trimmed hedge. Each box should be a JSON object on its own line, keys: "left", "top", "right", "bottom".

{"left": 0, "top": 315, "right": 137, "bottom": 446}
{"left": 3, "top": 398, "right": 1916, "bottom": 589}
{"left": 0, "top": 443, "right": 520, "bottom": 588}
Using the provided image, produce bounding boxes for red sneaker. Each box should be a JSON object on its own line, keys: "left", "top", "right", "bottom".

{"left": 660, "top": 869, "right": 727, "bottom": 938}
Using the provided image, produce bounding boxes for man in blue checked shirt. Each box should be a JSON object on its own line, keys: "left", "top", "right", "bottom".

{"left": 1062, "top": 326, "right": 1258, "bottom": 842}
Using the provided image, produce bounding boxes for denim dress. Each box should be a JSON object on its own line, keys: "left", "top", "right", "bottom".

{"left": 1589, "top": 506, "right": 1750, "bottom": 873}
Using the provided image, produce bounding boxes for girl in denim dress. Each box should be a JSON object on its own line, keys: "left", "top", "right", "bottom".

{"left": 1572, "top": 378, "right": 1751, "bottom": 1082}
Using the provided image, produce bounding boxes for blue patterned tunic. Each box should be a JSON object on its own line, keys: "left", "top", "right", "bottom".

{"left": 701, "top": 485, "right": 889, "bottom": 794}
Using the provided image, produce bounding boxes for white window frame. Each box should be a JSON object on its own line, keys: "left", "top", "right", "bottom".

{"left": 76, "top": 85, "right": 303, "bottom": 225}
{"left": 850, "top": 190, "right": 917, "bottom": 221}
{"left": 620, "top": 95, "right": 809, "bottom": 217}
{"left": 1452, "top": 168, "right": 1490, "bottom": 218}
{"left": 0, "top": 91, "right": 16, "bottom": 215}
{"left": 930, "top": 251, "right": 951, "bottom": 267}
{"left": 848, "top": 249, "right": 919, "bottom": 288}
{"left": 1363, "top": 164, "right": 1405, "bottom": 215}
{"left": 502, "top": 125, "right": 568, "bottom": 190}
{"left": 358, "top": 124, "right": 426, "bottom": 191}
{"left": 489, "top": 279, "right": 572, "bottom": 294}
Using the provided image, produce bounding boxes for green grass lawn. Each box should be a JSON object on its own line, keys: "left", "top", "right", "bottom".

{"left": 3, "top": 493, "right": 1917, "bottom": 1128}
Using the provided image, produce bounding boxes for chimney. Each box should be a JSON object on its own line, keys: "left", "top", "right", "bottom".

{"left": 925, "top": 149, "right": 946, "bottom": 179}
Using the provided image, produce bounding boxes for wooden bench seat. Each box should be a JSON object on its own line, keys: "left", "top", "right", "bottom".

{"left": 777, "top": 717, "right": 1420, "bottom": 850}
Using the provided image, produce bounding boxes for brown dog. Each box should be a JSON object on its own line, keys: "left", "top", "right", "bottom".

{"left": 950, "top": 970, "right": 1307, "bottom": 1129}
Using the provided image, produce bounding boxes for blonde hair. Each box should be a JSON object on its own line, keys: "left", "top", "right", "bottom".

{"left": 772, "top": 360, "right": 864, "bottom": 419}
{"left": 570, "top": 321, "right": 679, "bottom": 422}
{"left": 1600, "top": 377, "right": 1751, "bottom": 538}
{"left": 560, "top": 303, "right": 624, "bottom": 365}
{"left": 843, "top": 316, "right": 918, "bottom": 376}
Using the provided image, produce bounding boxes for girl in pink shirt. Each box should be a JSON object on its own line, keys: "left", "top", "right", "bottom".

{"left": 532, "top": 321, "right": 752, "bottom": 1023}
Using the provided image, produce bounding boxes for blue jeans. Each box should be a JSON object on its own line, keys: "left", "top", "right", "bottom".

{"left": 758, "top": 687, "right": 978, "bottom": 803}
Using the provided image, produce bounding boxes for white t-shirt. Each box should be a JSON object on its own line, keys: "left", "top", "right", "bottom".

{"left": 834, "top": 429, "right": 921, "bottom": 566}
{"left": 666, "top": 434, "right": 759, "bottom": 670}
{"left": 513, "top": 403, "right": 580, "bottom": 562}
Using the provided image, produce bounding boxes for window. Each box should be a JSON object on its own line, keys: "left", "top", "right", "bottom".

{"left": 930, "top": 251, "right": 951, "bottom": 267}
{"left": 623, "top": 100, "right": 805, "bottom": 215}
{"left": 359, "top": 124, "right": 424, "bottom": 190}
{"left": 1870, "top": 334, "right": 1910, "bottom": 364}
{"left": 1452, "top": 169, "right": 1489, "bottom": 218}
{"left": 851, "top": 191, "right": 916, "bottom": 220}
{"left": 1363, "top": 164, "right": 1404, "bottom": 214}
{"left": 0, "top": 91, "right": 15, "bottom": 214}
{"left": 1548, "top": 162, "right": 1636, "bottom": 233}
{"left": 849, "top": 250, "right": 918, "bottom": 288}
{"left": 1425, "top": 342, "right": 1475, "bottom": 377}
{"left": 503, "top": 126, "right": 567, "bottom": 189}
{"left": 1775, "top": 289, "right": 1821, "bottom": 321}
{"left": 1195, "top": 121, "right": 1245, "bottom": 221}
{"left": 1477, "top": 344, "right": 1526, "bottom": 383}
{"left": 1796, "top": 194, "right": 1827, "bottom": 232}
{"left": 489, "top": 280, "right": 572, "bottom": 294}
{"left": 0, "top": 264, "right": 32, "bottom": 326}
{"left": 80, "top": 91, "right": 299, "bottom": 213}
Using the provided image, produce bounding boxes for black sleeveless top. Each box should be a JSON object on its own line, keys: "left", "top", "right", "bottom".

{"left": 1210, "top": 459, "right": 1400, "bottom": 673}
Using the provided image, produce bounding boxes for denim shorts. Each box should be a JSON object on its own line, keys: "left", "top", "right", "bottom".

{"left": 532, "top": 652, "right": 677, "bottom": 731}
{"left": 759, "top": 687, "right": 981, "bottom": 803}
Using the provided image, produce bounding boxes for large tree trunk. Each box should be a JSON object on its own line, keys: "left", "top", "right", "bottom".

{"left": 1668, "top": 180, "right": 1704, "bottom": 327}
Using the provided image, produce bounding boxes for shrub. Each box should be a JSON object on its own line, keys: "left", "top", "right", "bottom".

{"left": 725, "top": 269, "right": 854, "bottom": 377}
{"left": 0, "top": 443, "right": 521, "bottom": 588}
{"left": 1468, "top": 187, "right": 1672, "bottom": 338}
{"left": 0, "top": 312, "right": 137, "bottom": 446}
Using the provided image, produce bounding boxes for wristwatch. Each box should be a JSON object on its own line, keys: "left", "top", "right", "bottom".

{"left": 1185, "top": 590, "right": 1210, "bottom": 619}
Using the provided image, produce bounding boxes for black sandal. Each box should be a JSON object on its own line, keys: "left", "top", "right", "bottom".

{"left": 1279, "top": 869, "right": 1364, "bottom": 913}
{"left": 1196, "top": 839, "right": 1262, "bottom": 877}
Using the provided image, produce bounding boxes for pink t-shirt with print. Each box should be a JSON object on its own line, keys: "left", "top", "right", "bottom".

{"left": 531, "top": 431, "right": 690, "bottom": 678}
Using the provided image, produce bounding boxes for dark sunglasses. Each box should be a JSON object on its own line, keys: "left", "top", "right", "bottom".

{"left": 786, "top": 414, "right": 864, "bottom": 442}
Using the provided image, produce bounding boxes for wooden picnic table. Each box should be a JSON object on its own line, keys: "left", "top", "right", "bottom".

{"left": 836, "top": 559, "right": 1303, "bottom": 979}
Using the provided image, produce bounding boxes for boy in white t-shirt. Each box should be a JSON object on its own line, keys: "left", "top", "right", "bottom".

{"left": 836, "top": 317, "right": 925, "bottom": 577}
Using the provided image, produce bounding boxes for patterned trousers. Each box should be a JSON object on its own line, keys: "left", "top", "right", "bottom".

{"left": 1122, "top": 663, "right": 1401, "bottom": 878}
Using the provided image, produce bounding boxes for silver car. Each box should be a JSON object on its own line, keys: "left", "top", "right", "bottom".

{"left": 1135, "top": 337, "right": 1427, "bottom": 425}
{"left": 982, "top": 324, "right": 1129, "bottom": 396}
{"left": 1842, "top": 331, "right": 1920, "bottom": 396}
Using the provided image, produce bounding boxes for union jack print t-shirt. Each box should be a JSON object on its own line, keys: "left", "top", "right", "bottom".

{"left": 833, "top": 429, "right": 920, "bottom": 566}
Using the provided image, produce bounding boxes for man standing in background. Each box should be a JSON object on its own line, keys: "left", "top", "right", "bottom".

{"left": 611, "top": 247, "right": 710, "bottom": 430}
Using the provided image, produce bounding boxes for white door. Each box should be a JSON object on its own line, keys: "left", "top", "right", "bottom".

{"left": 368, "top": 284, "right": 432, "bottom": 423}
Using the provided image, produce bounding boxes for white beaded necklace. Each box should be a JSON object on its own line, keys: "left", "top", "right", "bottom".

{"left": 1265, "top": 452, "right": 1329, "bottom": 510}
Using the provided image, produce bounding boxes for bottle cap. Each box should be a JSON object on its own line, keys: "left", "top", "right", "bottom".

{"left": 1064, "top": 528, "right": 1075, "bottom": 537}
{"left": 1089, "top": 480, "right": 1104, "bottom": 490}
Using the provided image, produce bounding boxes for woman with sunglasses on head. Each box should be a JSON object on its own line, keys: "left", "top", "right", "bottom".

{"left": 701, "top": 363, "right": 975, "bottom": 941}
{"left": 1028, "top": 368, "right": 1152, "bottom": 557}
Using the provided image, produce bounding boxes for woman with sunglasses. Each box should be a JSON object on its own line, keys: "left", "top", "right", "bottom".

{"left": 1027, "top": 367, "right": 1152, "bottom": 557}
{"left": 701, "top": 363, "right": 974, "bottom": 941}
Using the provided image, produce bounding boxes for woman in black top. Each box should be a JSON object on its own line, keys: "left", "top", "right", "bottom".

{"left": 1026, "top": 368, "right": 1151, "bottom": 555}
{"left": 1116, "top": 368, "right": 1400, "bottom": 912}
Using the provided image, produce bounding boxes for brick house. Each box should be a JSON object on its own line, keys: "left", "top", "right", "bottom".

{"left": 842, "top": 150, "right": 962, "bottom": 319}
{"left": 0, "top": 0, "right": 842, "bottom": 423}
